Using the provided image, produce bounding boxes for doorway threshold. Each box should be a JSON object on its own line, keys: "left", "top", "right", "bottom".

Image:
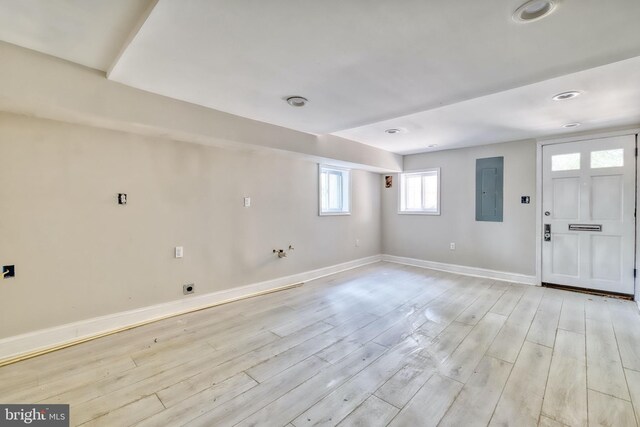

{"left": 542, "top": 282, "right": 634, "bottom": 300}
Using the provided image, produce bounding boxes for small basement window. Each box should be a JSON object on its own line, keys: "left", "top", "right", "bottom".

{"left": 399, "top": 168, "right": 440, "bottom": 215}
{"left": 319, "top": 165, "right": 351, "bottom": 215}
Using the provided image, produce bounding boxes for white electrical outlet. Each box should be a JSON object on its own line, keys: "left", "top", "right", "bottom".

{"left": 355, "top": 239, "right": 360, "bottom": 247}
{"left": 450, "top": 243, "right": 456, "bottom": 250}
{"left": 244, "top": 197, "right": 251, "bottom": 207}
{"left": 175, "top": 246, "right": 184, "bottom": 258}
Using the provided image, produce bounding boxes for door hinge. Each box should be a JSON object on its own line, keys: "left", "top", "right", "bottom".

{"left": 634, "top": 269, "right": 637, "bottom": 278}
{"left": 635, "top": 147, "right": 638, "bottom": 157}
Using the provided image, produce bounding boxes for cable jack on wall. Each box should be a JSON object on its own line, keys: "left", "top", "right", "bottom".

{"left": 273, "top": 245, "right": 294, "bottom": 258}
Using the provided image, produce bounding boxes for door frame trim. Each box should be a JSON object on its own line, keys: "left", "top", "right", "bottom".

{"left": 535, "top": 128, "right": 640, "bottom": 298}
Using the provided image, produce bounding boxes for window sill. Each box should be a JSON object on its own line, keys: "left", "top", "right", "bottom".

{"left": 397, "top": 211, "right": 440, "bottom": 216}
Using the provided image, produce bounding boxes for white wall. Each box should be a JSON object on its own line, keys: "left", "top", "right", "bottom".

{"left": 382, "top": 140, "right": 537, "bottom": 276}
{"left": 0, "top": 113, "right": 381, "bottom": 338}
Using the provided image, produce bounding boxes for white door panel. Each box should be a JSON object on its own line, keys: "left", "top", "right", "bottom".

{"left": 552, "top": 177, "right": 580, "bottom": 219}
{"left": 551, "top": 233, "right": 579, "bottom": 276}
{"left": 591, "top": 235, "right": 621, "bottom": 281}
{"left": 542, "top": 135, "right": 636, "bottom": 295}
{"left": 591, "top": 175, "right": 622, "bottom": 220}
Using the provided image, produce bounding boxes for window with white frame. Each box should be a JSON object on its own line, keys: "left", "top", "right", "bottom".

{"left": 399, "top": 168, "right": 440, "bottom": 214}
{"left": 319, "top": 165, "right": 350, "bottom": 215}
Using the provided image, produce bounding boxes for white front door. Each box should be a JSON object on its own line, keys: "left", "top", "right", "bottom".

{"left": 542, "top": 135, "right": 636, "bottom": 295}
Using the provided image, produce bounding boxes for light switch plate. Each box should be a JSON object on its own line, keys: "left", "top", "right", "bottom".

{"left": 175, "top": 246, "right": 184, "bottom": 258}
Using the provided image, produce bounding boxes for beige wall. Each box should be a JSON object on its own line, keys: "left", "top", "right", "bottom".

{"left": 382, "top": 140, "right": 537, "bottom": 276}
{"left": 0, "top": 113, "right": 382, "bottom": 338}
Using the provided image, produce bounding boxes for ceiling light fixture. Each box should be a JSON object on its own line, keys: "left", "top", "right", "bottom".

{"left": 562, "top": 122, "right": 581, "bottom": 128}
{"left": 513, "top": 0, "right": 556, "bottom": 23}
{"left": 428, "top": 144, "right": 438, "bottom": 148}
{"left": 385, "top": 128, "right": 406, "bottom": 135}
{"left": 285, "top": 96, "right": 308, "bottom": 107}
{"left": 552, "top": 91, "right": 582, "bottom": 101}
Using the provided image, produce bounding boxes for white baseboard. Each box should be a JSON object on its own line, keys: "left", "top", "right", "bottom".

{"left": 382, "top": 254, "right": 537, "bottom": 286}
{"left": 0, "top": 255, "right": 382, "bottom": 365}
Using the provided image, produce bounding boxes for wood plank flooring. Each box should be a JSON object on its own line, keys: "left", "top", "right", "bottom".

{"left": 1, "top": 262, "right": 640, "bottom": 426}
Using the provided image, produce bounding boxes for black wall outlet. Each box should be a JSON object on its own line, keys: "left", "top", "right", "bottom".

{"left": 3, "top": 265, "right": 15, "bottom": 279}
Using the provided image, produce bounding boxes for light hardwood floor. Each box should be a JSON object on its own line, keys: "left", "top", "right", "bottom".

{"left": 1, "top": 262, "right": 640, "bottom": 426}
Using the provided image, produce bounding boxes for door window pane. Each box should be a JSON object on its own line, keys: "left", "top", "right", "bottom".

{"left": 551, "top": 153, "right": 580, "bottom": 171}
{"left": 591, "top": 149, "right": 624, "bottom": 168}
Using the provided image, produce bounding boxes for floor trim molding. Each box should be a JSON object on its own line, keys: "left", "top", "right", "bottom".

{"left": 0, "top": 255, "right": 382, "bottom": 366}
{"left": 382, "top": 254, "right": 537, "bottom": 286}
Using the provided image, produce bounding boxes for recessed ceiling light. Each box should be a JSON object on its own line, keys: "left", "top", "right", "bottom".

{"left": 385, "top": 128, "right": 406, "bottom": 135}
{"left": 513, "top": 0, "right": 556, "bottom": 23}
{"left": 552, "top": 91, "right": 582, "bottom": 101}
{"left": 285, "top": 96, "right": 308, "bottom": 107}
{"left": 562, "top": 122, "right": 581, "bottom": 128}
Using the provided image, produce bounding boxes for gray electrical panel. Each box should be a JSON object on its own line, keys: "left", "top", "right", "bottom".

{"left": 476, "top": 156, "right": 503, "bottom": 222}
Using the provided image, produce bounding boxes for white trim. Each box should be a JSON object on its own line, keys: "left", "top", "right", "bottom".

{"left": 537, "top": 127, "right": 640, "bottom": 146}
{"left": 535, "top": 142, "right": 543, "bottom": 286}
{"left": 0, "top": 255, "right": 382, "bottom": 364}
{"left": 636, "top": 133, "right": 639, "bottom": 305}
{"left": 382, "top": 254, "right": 537, "bottom": 285}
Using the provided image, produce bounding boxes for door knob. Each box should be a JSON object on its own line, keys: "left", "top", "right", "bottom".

{"left": 544, "top": 211, "right": 551, "bottom": 216}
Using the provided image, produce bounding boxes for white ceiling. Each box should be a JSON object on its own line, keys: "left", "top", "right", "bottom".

{"left": 337, "top": 57, "right": 640, "bottom": 154}
{"left": 0, "top": 0, "right": 152, "bottom": 71}
{"left": 1, "top": 0, "right": 640, "bottom": 154}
